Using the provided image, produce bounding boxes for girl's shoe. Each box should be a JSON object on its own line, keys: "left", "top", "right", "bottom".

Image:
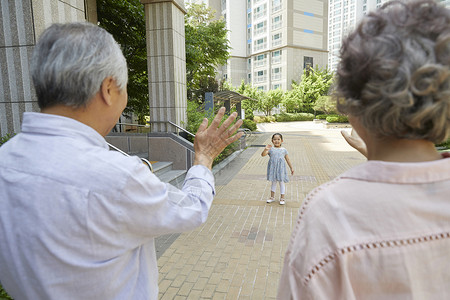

{"left": 279, "top": 199, "right": 285, "bottom": 205}
{"left": 267, "top": 197, "right": 275, "bottom": 203}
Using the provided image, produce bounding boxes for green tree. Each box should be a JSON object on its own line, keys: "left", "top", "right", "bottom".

{"left": 236, "top": 80, "right": 262, "bottom": 120}
{"left": 97, "top": 0, "right": 149, "bottom": 124}
{"left": 282, "top": 67, "right": 334, "bottom": 113}
{"left": 282, "top": 82, "right": 302, "bottom": 113}
{"left": 185, "top": 3, "right": 230, "bottom": 102}
{"left": 313, "top": 95, "right": 337, "bottom": 114}
{"left": 259, "top": 88, "right": 284, "bottom": 116}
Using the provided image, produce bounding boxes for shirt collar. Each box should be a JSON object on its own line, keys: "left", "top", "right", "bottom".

{"left": 341, "top": 154, "right": 450, "bottom": 184}
{"left": 21, "top": 112, "right": 108, "bottom": 149}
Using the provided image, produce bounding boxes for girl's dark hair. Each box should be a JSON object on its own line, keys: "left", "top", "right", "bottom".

{"left": 272, "top": 133, "right": 283, "bottom": 140}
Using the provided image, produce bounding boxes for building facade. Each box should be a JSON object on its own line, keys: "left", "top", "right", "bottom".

{"left": 328, "top": 0, "right": 450, "bottom": 71}
{"left": 189, "top": 0, "right": 329, "bottom": 91}
{"left": 0, "top": 0, "right": 97, "bottom": 136}
{"left": 245, "top": 0, "right": 329, "bottom": 91}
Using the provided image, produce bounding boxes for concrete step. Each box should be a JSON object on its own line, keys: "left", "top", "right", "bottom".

{"left": 151, "top": 161, "right": 174, "bottom": 176}
{"left": 158, "top": 169, "right": 186, "bottom": 189}
{"left": 150, "top": 161, "right": 186, "bottom": 189}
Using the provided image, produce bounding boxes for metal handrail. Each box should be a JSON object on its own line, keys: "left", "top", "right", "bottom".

{"left": 238, "top": 128, "right": 252, "bottom": 138}
{"left": 107, "top": 142, "right": 153, "bottom": 173}
{"left": 113, "top": 123, "right": 149, "bottom": 133}
{"left": 147, "top": 121, "right": 196, "bottom": 138}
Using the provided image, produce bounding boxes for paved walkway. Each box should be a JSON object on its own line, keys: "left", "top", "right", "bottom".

{"left": 157, "top": 122, "right": 366, "bottom": 299}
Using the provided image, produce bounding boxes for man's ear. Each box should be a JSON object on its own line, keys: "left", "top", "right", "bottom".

{"left": 100, "top": 77, "right": 115, "bottom": 106}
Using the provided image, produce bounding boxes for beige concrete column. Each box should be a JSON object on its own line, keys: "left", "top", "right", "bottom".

{"left": 0, "top": 0, "right": 88, "bottom": 136}
{"left": 141, "top": 0, "right": 187, "bottom": 132}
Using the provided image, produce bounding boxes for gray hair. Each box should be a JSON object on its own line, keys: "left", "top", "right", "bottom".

{"left": 336, "top": 0, "right": 450, "bottom": 143}
{"left": 31, "top": 22, "right": 128, "bottom": 109}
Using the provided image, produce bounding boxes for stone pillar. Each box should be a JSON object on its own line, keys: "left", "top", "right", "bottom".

{"left": 0, "top": 0, "right": 88, "bottom": 136}
{"left": 141, "top": 0, "right": 187, "bottom": 133}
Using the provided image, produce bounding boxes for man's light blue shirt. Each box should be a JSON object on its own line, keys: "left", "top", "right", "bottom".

{"left": 0, "top": 112, "right": 215, "bottom": 299}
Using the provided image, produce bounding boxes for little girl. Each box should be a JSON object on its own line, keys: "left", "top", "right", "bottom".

{"left": 261, "top": 133, "right": 294, "bottom": 205}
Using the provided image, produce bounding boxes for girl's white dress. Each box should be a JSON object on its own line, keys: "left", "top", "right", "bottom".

{"left": 267, "top": 147, "right": 289, "bottom": 182}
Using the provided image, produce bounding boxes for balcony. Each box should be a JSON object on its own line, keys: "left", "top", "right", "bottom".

{"left": 254, "top": 59, "right": 267, "bottom": 68}
{"left": 272, "top": 56, "right": 281, "bottom": 64}
{"left": 272, "top": 5, "right": 282, "bottom": 13}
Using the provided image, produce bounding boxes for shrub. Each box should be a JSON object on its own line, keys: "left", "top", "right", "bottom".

{"left": 241, "top": 119, "right": 257, "bottom": 131}
{"left": 0, "top": 133, "right": 15, "bottom": 147}
{"left": 315, "top": 114, "right": 328, "bottom": 120}
{"left": 0, "top": 283, "right": 12, "bottom": 299}
{"left": 436, "top": 138, "right": 450, "bottom": 150}
{"left": 253, "top": 115, "right": 276, "bottom": 123}
{"left": 275, "top": 112, "right": 314, "bottom": 122}
{"left": 326, "top": 115, "right": 349, "bottom": 123}
{"left": 184, "top": 100, "right": 240, "bottom": 166}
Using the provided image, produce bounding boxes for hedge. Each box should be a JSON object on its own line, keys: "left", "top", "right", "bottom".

{"left": 242, "top": 119, "right": 257, "bottom": 131}
{"left": 253, "top": 115, "right": 276, "bottom": 123}
{"left": 275, "top": 112, "right": 315, "bottom": 122}
{"left": 326, "top": 115, "right": 349, "bottom": 123}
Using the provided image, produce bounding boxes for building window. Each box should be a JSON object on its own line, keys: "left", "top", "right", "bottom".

{"left": 272, "top": 67, "right": 282, "bottom": 80}
{"left": 273, "top": 83, "right": 281, "bottom": 89}
{"left": 254, "top": 54, "right": 267, "bottom": 67}
{"left": 272, "top": 0, "right": 282, "bottom": 12}
{"left": 254, "top": 70, "right": 267, "bottom": 83}
{"left": 304, "top": 56, "right": 313, "bottom": 74}
{"left": 272, "top": 33, "right": 282, "bottom": 47}
{"left": 254, "top": 37, "right": 267, "bottom": 51}
{"left": 254, "top": 4, "right": 267, "bottom": 19}
{"left": 254, "top": 21, "right": 267, "bottom": 35}
{"left": 257, "top": 85, "right": 265, "bottom": 91}
{"left": 272, "top": 50, "right": 282, "bottom": 64}
{"left": 272, "top": 15, "right": 282, "bottom": 30}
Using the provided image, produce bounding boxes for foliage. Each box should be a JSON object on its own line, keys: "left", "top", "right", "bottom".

{"left": 0, "top": 133, "right": 15, "bottom": 146}
{"left": 436, "top": 138, "right": 450, "bottom": 150}
{"left": 313, "top": 95, "right": 336, "bottom": 115}
{"left": 315, "top": 114, "right": 328, "bottom": 120}
{"left": 253, "top": 115, "right": 276, "bottom": 123}
{"left": 184, "top": 100, "right": 239, "bottom": 166}
{"left": 326, "top": 115, "right": 349, "bottom": 123}
{"left": 0, "top": 283, "right": 12, "bottom": 299}
{"left": 241, "top": 119, "right": 257, "bottom": 131}
{"left": 259, "top": 89, "right": 284, "bottom": 116}
{"left": 236, "top": 81, "right": 262, "bottom": 120}
{"left": 282, "top": 67, "right": 334, "bottom": 113}
{"left": 185, "top": 3, "right": 230, "bottom": 102}
{"left": 275, "top": 112, "right": 314, "bottom": 122}
{"left": 281, "top": 83, "right": 302, "bottom": 113}
{"left": 97, "top": 0, "right": 149, "bottom": 124}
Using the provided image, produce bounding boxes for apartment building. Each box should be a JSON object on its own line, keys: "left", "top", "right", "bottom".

{"left": 187, "top": 0, "right": 329, "bottom": 91}
{"left": 328, "top": 0, "right": 390, "bottom": 71}
{"left": 328, "top": 0, "right": 449, "bottom": 71}
{"left": 244, "top": 0, "right": 329, "bottom": 91}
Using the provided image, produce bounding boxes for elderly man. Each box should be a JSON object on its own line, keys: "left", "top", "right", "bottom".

{"left": 0, "top": 22, "right": 242, "bottom": 299}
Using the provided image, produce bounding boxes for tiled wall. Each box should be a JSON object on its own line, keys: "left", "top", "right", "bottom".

{"left": 144, "top": 0, "right": 187, "bottom": 132}
{"left": 0, "top": 0, "right": 88, "bottom": 136}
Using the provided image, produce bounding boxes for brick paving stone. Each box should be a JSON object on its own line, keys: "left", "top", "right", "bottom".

{"left": 157, "top": 123, "right": 365, "bottom": 299}
{"left": 178, "top": 282, "right": 195, "bottom": 296}
{"left": 188, "top": 289, "right": 203, "bottom": 299}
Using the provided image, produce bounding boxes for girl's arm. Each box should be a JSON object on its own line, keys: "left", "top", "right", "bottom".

{"left": 285, "top": 154, "right": 294, "bottom": 175}
{"left": 261, "top": 144, "right": 272, "bottom": 157}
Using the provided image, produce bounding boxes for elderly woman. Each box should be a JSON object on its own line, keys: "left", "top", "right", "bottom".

{"left": 278, "top": 1, "right": 450, "bottom": 299}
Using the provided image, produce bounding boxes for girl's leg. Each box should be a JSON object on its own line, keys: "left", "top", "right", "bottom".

{"left": 279, "top": 182, "right": 286, "bottom": 205}
{"left": 267, "top": 181, "right": 277, "bottom": 203}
